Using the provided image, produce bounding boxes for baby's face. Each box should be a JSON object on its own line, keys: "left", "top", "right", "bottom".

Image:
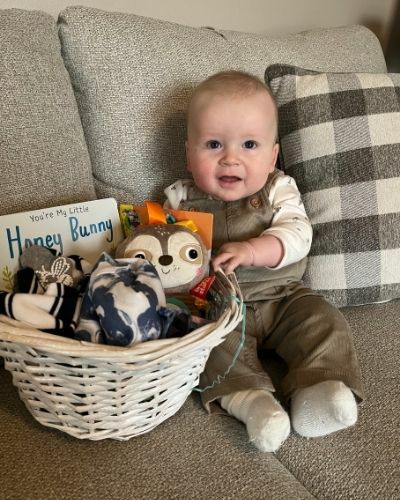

{"left": 186, "top": 90, "right": 279, "bottom": 202}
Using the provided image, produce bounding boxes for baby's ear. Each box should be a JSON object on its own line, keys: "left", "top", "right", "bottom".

{"left": 272, "top": 142, "right": 279, "bottom": 167}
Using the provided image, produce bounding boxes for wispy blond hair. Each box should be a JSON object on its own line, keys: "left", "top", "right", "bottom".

{"left": 187, "top": 70, "right": 278, "bottom": 141}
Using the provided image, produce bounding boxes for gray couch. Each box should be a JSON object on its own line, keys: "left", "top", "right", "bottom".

{"left": 0, "top": 7, "right": 398, "bottom": 500}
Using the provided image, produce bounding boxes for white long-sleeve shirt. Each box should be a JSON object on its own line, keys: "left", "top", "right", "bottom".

{"left": 164, "top": 172, "right": 312, "bottom": 270}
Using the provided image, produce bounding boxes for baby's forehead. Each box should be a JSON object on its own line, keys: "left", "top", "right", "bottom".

{"left": 189, "top": 89, "right": 275, "bottom": 119}
{"left": 194, "top": 86, "right": 272, "bottom": 103}
{"left": 187, "top": 88, "right": 278, "bottom": 139}
{"left": 190, "top": 89, "right": 276, "bottom": 124}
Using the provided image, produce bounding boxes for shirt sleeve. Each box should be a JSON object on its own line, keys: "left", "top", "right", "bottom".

{"left": 262, "top": 174, "right": 312, "bottom": 269}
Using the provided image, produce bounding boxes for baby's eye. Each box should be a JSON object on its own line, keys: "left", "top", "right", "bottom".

{"left": 206, "top": 140, "right": 222, "bottom": 149}
{"left": 243, "top": 140, "right": 257, "bottom": 149}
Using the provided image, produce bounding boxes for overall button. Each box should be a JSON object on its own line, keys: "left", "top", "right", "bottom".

{"left": 250, "top": 196, "right": 261, "bottom": 208}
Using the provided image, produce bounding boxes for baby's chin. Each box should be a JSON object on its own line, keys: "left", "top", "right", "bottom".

{"left": 211, "top": 188, "right": 257, "bottom": 202}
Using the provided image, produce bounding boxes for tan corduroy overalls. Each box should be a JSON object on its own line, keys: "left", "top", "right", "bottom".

{"left": 178, "top": 171, "right": 364, "bottom": 411}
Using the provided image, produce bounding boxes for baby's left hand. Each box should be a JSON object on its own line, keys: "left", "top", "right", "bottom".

{"left": 212, "top": 241, "right": 254, "bottom": 274}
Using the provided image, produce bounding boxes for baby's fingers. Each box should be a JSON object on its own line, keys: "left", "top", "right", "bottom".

{"left": 212, "top": 253, "right": 229, "bottom": 271}
{"left": 212, "top": 252, "right": 238, "bottom": 274}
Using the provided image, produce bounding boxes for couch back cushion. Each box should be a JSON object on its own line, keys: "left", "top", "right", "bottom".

{"left": 0, "top": 9, "right": 96, "bottom": 217}
{"left": 58, "top": 6, "right": 387, "bottom": 204}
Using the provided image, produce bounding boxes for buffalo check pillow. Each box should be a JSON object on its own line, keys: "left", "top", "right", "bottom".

{"left": 265, "top": 65, "right": 400, "bottom": 307}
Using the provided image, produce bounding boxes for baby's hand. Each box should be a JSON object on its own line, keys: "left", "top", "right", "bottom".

{"left": 212, "top": 241, "right": 255, "bottom": 274}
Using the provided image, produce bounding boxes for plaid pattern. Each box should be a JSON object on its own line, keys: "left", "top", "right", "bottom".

{"left": 265, "top": 65, "right": 400, "bottom": 307}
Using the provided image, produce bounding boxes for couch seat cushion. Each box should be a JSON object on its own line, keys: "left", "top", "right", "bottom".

{"left": 274, "top": 299, "right": 400, "bottom": 500}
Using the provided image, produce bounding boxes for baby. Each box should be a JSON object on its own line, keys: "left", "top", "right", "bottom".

{"left": 164, "top": 70, "right": 363, "bottom": 452}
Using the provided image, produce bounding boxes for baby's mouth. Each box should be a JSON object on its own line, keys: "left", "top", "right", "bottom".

{"left": 219, "top": 176, "right": 242, "bottom": 183}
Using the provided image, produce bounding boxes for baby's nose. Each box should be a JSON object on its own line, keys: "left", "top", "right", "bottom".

{"left": 220, "top": 149, "right": 240, "bottom": 166}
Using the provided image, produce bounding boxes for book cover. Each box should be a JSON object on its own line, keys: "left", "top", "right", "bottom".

{"left": 0, "top": 198, "right": 124, "bottom": 291}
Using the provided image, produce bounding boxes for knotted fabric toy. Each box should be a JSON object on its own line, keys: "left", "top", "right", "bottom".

{"left": 75, "top": 252, "right": 166, "bottom": 346}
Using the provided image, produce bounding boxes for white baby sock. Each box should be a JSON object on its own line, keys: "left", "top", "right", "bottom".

{"left": 291, "top": 380, "right": 358, "bottom": 438}
{"left": 220, "top": 389, "right": 290, "bottom": 452}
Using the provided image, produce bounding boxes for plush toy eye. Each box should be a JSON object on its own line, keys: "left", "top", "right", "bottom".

{"left": 180, "top": 245, "right": 202, "bottom": 264}
{"left": 130, "top": 249, "right": 152, "bottom": 261}
{"left": 134, "top": 252, "right": 146, "bottom": 259}
{"left": 187, "top": 248, "right": 198, "bottom": 260}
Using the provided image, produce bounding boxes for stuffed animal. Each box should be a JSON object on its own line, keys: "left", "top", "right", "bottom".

{"left": 75, "top": 252, "right": 167, "bottom": 346}
{"left": 115, "top": 224, "right": 209, "bottom": 294}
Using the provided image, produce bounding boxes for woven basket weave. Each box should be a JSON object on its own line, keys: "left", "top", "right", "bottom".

{"left": 0, "top": 271, "right": 243, "bottom": 440}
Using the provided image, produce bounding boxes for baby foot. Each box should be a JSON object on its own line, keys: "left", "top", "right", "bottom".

{"left": 220, "top": 389, "right": 290, "bottom": 452}
{"left": 291, "top": 380, "right": 358, "bottom": 438}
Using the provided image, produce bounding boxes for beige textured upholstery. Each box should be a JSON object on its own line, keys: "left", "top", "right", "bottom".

{"left": 0, "top": 7, "right": 398, "bottom": 499}
{"left": 0, "top": 9, "right": 96, "bottom": 216}
{"left": 58, "top": 7, "right": 386, "bottom": 204}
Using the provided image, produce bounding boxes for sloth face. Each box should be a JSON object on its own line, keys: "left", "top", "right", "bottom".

{"left": 116, "top": 224, "right": 209, "bottom": 293}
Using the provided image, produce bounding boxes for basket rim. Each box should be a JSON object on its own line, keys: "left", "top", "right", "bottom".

{"left": 0, "top": 308, "right": 231, "bottom": 358}
{"left": 0, "top": 272, "right": 243, "bottom": 363}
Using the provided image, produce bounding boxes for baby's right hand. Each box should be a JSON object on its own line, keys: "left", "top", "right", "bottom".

{"left": 212, "top": 241, "right": 255, "bottom": 274}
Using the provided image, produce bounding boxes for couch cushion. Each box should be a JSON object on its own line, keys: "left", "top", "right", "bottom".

{"left": 220, "top": 25, "right": 386, "bottom": 77}
{"left": 265, "top": 65, "right": 400, "bottom": 307}
{"left": 1, "top": 300, "right": 398, "bottom": 499}
{"left": 0, "top": 368, "right": 315, "bottom": 499}
{"left": 274, "top": 299, "right": 400, "bottom": 500}
{"left": 0, "top": 9, "right": 96, "bottom": 217}
{"left": 58, "top": 6, "right": 386, "bottom": 205}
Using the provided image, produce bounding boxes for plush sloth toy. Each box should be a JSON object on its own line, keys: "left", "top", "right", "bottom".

{"left": 115, "top": 224, "right": 209, "bottom": 294}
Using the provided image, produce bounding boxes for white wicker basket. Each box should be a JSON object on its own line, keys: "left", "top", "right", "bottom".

{"left": 0, "top": 271, "right": 243, "bottom": 440}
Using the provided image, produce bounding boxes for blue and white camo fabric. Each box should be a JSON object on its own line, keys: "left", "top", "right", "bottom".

{"left": 75, "top": 252, "right": 167, "bottom": 346}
